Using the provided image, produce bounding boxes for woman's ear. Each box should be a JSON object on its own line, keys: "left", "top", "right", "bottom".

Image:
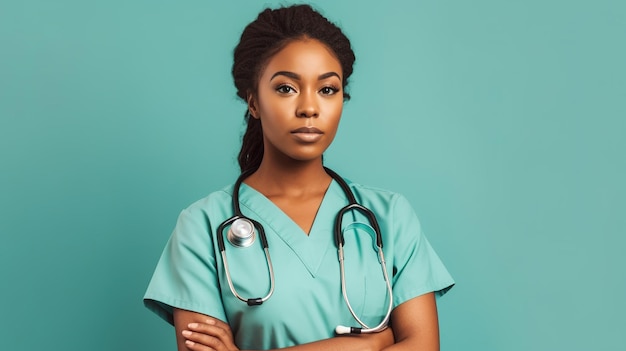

{"left": 247, "top": 93, "right": 259, "bottom": 119}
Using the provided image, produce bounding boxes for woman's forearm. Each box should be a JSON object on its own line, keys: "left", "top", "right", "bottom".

{"left": 177, "top": 308, "right": 394, "bottom": 351}
{"left": 379, "top": 293, "right": 440, "bottom": 351}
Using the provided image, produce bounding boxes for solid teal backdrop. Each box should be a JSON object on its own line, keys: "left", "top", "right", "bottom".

{"left": 1, "top": 0, "right": 624, "bottom": 350}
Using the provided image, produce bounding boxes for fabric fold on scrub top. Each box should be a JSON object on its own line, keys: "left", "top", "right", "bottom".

{"left": 144, "top": 180, "right": 454, "bottom": 350}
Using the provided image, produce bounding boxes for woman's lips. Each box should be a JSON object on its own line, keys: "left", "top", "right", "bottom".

{"left": 291, "top": 127, "right": 323, "bottom": 142}
{"left": 291, "top": 127, "right": 323, "bottom": 134}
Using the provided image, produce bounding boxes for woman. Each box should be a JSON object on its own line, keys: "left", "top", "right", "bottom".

{"left": 144, "top": 4, "right": 454, "bottom": 351}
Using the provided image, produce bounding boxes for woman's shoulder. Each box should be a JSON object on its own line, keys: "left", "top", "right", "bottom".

{"left": 347, "top": 181, "right": 399, "bottom": 197}
{"left": 180, "top": 183, "right": 236, "bottom": 215}
{"left": 345, "top": 180, "right": 414, "bottom": 213}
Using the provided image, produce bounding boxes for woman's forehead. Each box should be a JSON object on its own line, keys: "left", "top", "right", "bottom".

{"left": 261, "top": 39, "right": 343, "bottom": 80}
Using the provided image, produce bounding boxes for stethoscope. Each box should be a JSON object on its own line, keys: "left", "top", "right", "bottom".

{"left": 216, "top": 167, "right": 393, "bottom": 335}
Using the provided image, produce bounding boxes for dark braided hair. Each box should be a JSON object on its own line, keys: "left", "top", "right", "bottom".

{"left": 232, "top": 4, "right": 356, "bottom": 173}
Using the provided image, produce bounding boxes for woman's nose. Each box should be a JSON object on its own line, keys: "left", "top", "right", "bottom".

{"left": 296, "top": 91, "right": 319, "bottom": 118}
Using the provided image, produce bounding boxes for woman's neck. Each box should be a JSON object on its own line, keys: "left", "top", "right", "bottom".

{"left": 244, "top": 157, "right": 331, "bottom": 198}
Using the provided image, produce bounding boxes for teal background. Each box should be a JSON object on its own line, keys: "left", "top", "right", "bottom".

{"left": 1, "top": 0, "right": 624, "bottom": 350}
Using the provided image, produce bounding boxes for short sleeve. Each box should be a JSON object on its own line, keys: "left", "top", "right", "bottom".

{"left": 390, "top": 194, "right": 455, "bottom": 307}
{"left": 143, "top": 207, "right": 227, "bottom": 325}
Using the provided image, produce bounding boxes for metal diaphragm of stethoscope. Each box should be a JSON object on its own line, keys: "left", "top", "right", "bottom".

{"left": 216, "top": 167, "right": 393, "bottom": 335}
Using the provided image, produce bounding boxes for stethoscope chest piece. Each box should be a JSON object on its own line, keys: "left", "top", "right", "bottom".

{"left": 227, "top": 218, "right": 256, "bottom": 247}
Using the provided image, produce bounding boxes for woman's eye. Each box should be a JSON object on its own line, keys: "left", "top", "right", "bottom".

{"left": 276, "top": 85, "right": 295, "bottom": 94}
{"left": 320, "top": 86, "right": 339, "bottom": 95}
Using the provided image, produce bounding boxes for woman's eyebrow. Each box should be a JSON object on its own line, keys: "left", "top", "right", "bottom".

{"left": 318, "top": 72, "right": 340, "bottom": 80}
{"left": 270, "top": 71, "right": 341, "bottom": 81}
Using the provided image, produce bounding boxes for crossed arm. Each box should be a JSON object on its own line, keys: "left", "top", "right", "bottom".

{"left": 173, "top": 292, "right": 439, "bottom": 351}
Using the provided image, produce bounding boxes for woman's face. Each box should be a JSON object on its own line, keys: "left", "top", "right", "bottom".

{"left": 249, "top": 39, "right": 344, "bottom": 164}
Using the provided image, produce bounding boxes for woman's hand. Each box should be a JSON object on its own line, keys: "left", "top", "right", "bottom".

{"left": 182, "top": 318, "right": 240, "bottom": 351}
{"left": 173, "top": 308, "right": 239, "bottom": 351}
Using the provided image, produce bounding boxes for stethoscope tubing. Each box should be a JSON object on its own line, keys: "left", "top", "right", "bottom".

{"left": 335, "top": 243, "right": 393, "bottom": 334}
{"left": 218, "top": 167, "right": 394, "bottom": 333}
{"left": 217, "top": 215, "right": 275, "bottom": 306}
{"left": 220, "top": 247, "right": 275, "bottom": 306}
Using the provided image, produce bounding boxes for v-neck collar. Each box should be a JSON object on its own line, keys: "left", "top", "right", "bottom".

{"left": 236, "top": 180, "right": 345, "bottom": 277}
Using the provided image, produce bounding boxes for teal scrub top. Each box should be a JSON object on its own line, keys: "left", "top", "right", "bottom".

{"left": 144, "top": 180, "right": 454, "bottom": 350}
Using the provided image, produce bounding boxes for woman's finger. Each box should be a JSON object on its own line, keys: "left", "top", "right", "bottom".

{"left": 187, "top": 320, "right": 238, "bottom": 350}
{"left": 182, "top": 330, "right": 225, "bottom": 351}
{"left": 202, "top": 318, "right": 234, "bottom": 336}
{"left": 183, "top": 328, "right": 237, "bottom": 351}
{"left": 184, "top": 338, "right": 216, "bottom": 351}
